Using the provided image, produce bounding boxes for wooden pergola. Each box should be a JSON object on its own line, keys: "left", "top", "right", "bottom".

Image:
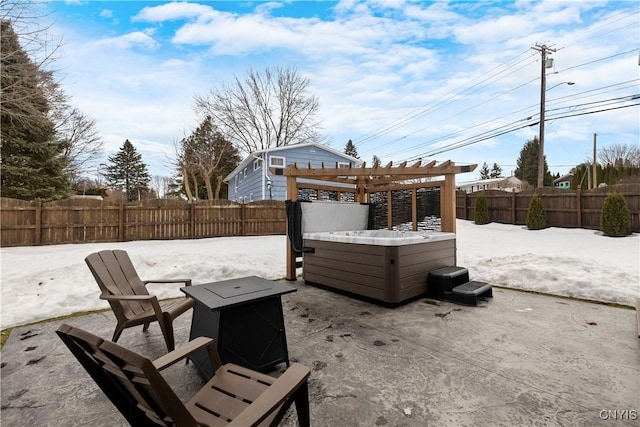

{"left": 272, "top": 160, "right": 477, "bottom": 280}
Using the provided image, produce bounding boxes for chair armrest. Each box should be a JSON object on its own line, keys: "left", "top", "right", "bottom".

{"left": 153, "top": 337, "right": 222, "bottom": 372}
{"left": 229, "top": 363, "right": 311, "bottom": 427}
{"left": 99, "top": 294, "right": 156, "bottom": 302}
{"left": 143, "top": 279, "right": 192, "bottom": 286}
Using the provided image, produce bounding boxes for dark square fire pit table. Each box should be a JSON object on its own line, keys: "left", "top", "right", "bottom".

{"left": 181, "top": 276, "right": 296, "bottom": 380}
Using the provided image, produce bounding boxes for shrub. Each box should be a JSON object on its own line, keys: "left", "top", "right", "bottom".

{"left": 600, "top": 193, "right": 631, "bottom": 237}
{"left": 474, "top": 194, "right": 490, "bottom": 225}
{"left": 526, "top": 193, "right": 547, "bottom": 230}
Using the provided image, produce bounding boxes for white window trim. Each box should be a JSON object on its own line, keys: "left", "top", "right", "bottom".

{"left": 253, "top": 159, "right": 262, "bottom": 171}
{"left": 234, "top": 176, "right": 238, "bottom": 191}
{"left": 338, "top": 162, "right": 350, "bottom": 168}
{"left": 270, "top": 155, "right": 286, "bottom": 168}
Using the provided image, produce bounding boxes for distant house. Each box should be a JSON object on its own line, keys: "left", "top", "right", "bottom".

{"left": 553, "top": 174, "right": 573, "bottom": 189}
{"left": 223, "top": 142, "right": 363, "bottom": 202}
{"left": 457, "top": 176, "right": 525, "bottom": 193}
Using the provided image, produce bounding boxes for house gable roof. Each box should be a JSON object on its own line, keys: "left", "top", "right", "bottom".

{"left": 553, "top": 174, "right": 573, "bottom": 184}
{"left": 224, "top": 142, "right": 362, "bottom": 183}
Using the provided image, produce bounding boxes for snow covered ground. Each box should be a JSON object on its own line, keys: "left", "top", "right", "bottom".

{"left": 1, "top": 220, "right": 638, "bottom": 328}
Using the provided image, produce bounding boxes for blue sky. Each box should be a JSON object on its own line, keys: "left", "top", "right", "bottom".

{"left": 43, "top": 1, "right": 639, "bottom": 181}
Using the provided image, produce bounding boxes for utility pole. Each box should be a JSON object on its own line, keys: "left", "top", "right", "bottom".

{"left": 593, "top": 133, "right": 597, "bottom": 189}
{"left": 532, "top": 43, "right": 557, "bottom": 188}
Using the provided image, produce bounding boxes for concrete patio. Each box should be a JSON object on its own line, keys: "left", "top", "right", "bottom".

{"left": 1, "top": 281, "right": 638, "bottom": 426}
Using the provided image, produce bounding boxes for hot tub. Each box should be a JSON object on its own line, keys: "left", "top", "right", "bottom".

{"left": 302, "top": 230, "right": 456, "bottom": 304}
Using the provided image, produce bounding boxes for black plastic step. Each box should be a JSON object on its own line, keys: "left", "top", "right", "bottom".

{"left": 450, "top": 281, "right": 493, "bottom": 306}
{"left": 428, "top": 266, "right": 469, "bottom": 295}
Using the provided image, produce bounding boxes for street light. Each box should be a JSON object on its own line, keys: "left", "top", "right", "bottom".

{"left": 537, "top": 76, "right": 575, "bottom": 188}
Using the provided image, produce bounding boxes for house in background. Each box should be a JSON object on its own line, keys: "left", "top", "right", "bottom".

{"left": 457, "top": 176, "right": 525, "bottom": 193}
{"left": 224, "top": 142, "right": 363, "bottom": 202}
{"left": 553, "top": 174, "right": 573, "bottom": 189}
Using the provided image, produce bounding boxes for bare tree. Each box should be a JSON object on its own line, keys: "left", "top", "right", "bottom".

{"left": 151, "top": 175, "right": 171, "bottom": 199}
{"left": 598, "top": 143, "right": 640, "bottom": 167}
{"left": 194, "top": 66, "right": 322, "bottom": 153}
{"left": 39, "top": 73, "right": 104, "bottom": 182}
{"left": 175, "top": 134, "right": 197, "bottom": 202}
{"left": 177, "top": 116, "right": 238, "bottom": 200}
{"left": 1, "top": 0, "right": 62, "bottom": 125}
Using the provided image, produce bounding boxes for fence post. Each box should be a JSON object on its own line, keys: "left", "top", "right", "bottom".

{"left": 190, "top": 202, "right": 195, "bottom": 238}
{"left": 511, "top": 190, "right": 516, "bottom": 224}
{"left": 576, "top": 187, "right": 582, "bottom": 228}
{"left": 241, "top": 202, "right": 246, "bottom": 236}
{"left": 34, "top": 199, "right": 42, "bottom": 246}
{"left": 118, "top": 202, "right": 125, "bottom": 241}
{"left": 461, "top": 192, "right": 467, "bottom": 220}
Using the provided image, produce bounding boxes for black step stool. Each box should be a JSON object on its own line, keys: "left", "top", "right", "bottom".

{"left": 451, "top": 280, "right": 493, "bottom": 306}
{"left": 428, "top": 266, "right": 469, "bottom": 296}
{"left": 428, "top": 266, "right": 492, "bottom": 306}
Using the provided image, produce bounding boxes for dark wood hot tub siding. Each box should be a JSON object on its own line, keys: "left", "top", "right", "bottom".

{"left": 302, "top": 238, "right": 456, "bottom": 304}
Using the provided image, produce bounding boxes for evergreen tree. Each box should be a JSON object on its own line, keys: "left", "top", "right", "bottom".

{"left": 526, "top": 193, "right": 547, "bottom": 230}
{"left": 514, "top": 137, "right": 552, "bottom": 186}
{"left": 344, "top": 139, "right": 359, "bottom": 159}
{"left": 1, "top": 20, "right": 70, "bottom": 200}
{"left": 600, "top": 193, "right": 631, "bottom": 237}
{"left": 479, "top": 162, "right": 490, "bottom": 179}
{"left": 474, "top": 194, "right": 490, "bottom": 225}
{"left": 104, "top": 139, "right": 151, "bottom": 202}
{"left": 490, "top": 163, "right": 503, "bottom": 178}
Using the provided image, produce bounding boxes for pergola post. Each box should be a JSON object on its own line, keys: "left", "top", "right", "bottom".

{"left": 440, "top": 173, "right": 456, "bottom": 233}
{"left": 285, "top": 175, "right": 298, "bottom": 281}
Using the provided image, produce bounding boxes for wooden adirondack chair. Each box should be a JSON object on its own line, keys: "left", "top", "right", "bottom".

{"left": 85, "top": 250, "right": 194, "bottom": 352}
{"left": 56, "top": 324, "right": 311, "bottom": 427}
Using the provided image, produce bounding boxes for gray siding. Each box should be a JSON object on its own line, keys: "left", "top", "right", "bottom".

{"left": 229, "top": 144, "right": 358, "bottom": 202}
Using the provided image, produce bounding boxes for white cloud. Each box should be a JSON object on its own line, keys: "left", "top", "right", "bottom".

{"left": 49, "top": 1, "right": 639, "bottom": 181}
{"left": 133, "top": 1, "right": 215, "bottom": 21}
{"left": 93, "top": 31, "right": 159, "bottom": 50}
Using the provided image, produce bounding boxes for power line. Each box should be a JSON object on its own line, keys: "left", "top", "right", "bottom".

{"left": 405, "top": 100, "right": 639, "bottom": 160}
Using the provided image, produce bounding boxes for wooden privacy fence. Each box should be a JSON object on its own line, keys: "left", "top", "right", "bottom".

{"left": 2, "top": 185, "right": 639, "bottom": 247}
{"left": 456, "top": 184, "right": 640, "bottom": 232}
{"left": 1, "top": 198, "right": 287, "bottom": 247}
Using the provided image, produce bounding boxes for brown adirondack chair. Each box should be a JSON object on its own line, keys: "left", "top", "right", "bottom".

{"left": 85, "top": 249, "right": 194, "bottom": 352}
{"left": 56, "top": 324, "right": 311, "bottom": 427}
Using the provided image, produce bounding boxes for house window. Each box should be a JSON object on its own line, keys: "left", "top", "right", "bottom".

{"left": 270, "top": 156, "right": 285, "bottom": 168}
{"left": 253, "top": 159, "right": 262, "bottom": 171}
{"left": 243, "top": 167, "right": 248, "bottom": 178}
{"left": 234, "top": 176, "right": 238, "bottom": 191}
{"left": 338, "top": 162, "right": 350, "bottom": 169}
{"left": 249, "top": 193, "right": 253, "bottom": 202}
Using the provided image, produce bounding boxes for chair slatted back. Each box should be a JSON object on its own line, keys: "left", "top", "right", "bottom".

{"left": 98, "top": 339, "right": 198, "bottom": 426}
{"left": 56, "top": 324, "right": 159, "bottom": 426}
{"left": 85, "top": 250, "right": 152, "bottom": 318}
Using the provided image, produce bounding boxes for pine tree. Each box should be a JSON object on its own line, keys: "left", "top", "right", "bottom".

{"left": 344, "top": 139, "right": 359, "bottom": 158}
{"left": 515, "top": 137, "right": 552, "bottom": 186}
{"left": 490, "top": 163, "right": 503, "bottom": 178}
{"left": 479, "top": 162, "right": 490, "bottom": 179}
{"left": 526, "top": 193, "right": 547, "bottom": 230}
{"left": 104, "top": 139, "right": 151, "bottom": 202}
{"left": 1, "top": 20, "right": 70, "bottom": 200}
